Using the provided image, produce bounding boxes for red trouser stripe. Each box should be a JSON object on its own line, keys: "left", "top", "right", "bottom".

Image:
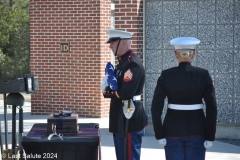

{"left": 127, "top": 133, "right": 132, "bottom": 160}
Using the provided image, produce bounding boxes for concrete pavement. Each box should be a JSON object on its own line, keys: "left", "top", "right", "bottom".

{"left": 0, "top": 100, "right": 240, "bottom": 160}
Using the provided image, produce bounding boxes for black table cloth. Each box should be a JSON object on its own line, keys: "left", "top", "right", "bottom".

{"left": 22, "top": 123, "right": 101, "bottom": 160}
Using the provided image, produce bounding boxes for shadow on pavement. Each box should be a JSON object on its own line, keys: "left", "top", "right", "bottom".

{"left": 0, "top": 106, "right": 239, "bottom": 156}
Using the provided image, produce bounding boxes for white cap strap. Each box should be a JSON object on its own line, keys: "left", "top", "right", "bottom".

{"left": 168, "top": 104, "right": 203, "bottom": 110}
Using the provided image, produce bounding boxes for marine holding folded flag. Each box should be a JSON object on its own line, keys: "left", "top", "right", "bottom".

{"left": 101, "top": 29, "right": 148, "bottom": 160}
{"left": 151, "top": 37, "right": 217, "bottom": 160}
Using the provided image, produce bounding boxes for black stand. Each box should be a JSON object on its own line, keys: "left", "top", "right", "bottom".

{"left": 0, "top": 74, "right": 38, "bottom": 160}
{"left": 12, "top": 104, "right": 16, "bottom": 156}
{"left": 3, "top": 93, "right": 8, "bottom": 150}
{"left": 6, "top": 93, "right": 25, "bottom": 160}
{"left": 19, "top": 105, "right": 24, "bottom": 159}
{"left": 0, "top": 117, "right": 3, "bottom": 154}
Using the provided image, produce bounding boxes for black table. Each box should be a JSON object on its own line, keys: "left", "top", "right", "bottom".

{"left": 22, "top": 123, "right": 101, "bottom": 160}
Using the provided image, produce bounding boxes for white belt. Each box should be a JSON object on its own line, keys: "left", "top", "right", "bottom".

{"left": 168, "top": 104, "right": 203, "bottom": 110}
{"left": 133, "top": 95, "right": 141, "bottom": 101}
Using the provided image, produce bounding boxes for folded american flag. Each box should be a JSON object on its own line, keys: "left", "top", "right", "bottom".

{"left": 105, "top": 62, "right": 118, "bottom": 91}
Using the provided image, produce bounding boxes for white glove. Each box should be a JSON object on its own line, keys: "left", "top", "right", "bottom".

{"left": 204, "top": 141, "right": 213, "bottom": 149}
{"left": 100, "top": 76, "right": 108, "bottom": 93}
{"left": 158, "top": 138, "right": 167, "bottom": 146}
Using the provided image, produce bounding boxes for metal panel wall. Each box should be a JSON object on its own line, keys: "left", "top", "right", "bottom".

{"left": 145, "top": 0, "right": 240, "bottom": 125}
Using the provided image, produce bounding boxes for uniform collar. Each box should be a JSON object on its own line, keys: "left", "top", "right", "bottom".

{"left": 178, "top": 62, "right": 191, "bottom": 67}
{"left": 117, "top": 50, "right": 133, "bottom": 62}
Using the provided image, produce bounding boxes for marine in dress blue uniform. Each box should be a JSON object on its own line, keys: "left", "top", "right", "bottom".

{"left": 101, "top": 29, "right": 148, "bottom": 160}
{"left": 151, "top": 37, "right": 217, "bottom": 160}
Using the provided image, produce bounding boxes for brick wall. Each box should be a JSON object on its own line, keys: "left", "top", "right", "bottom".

{"left": 115, "top": 0, "right": 143, "bottom": 57}
{"left": 30, "top": 0, "right": 111, "bottom": 117}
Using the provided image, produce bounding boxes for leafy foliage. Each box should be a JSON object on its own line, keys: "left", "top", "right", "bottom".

{"left": 0, "top": 0, "right": 30, "bottom": 83}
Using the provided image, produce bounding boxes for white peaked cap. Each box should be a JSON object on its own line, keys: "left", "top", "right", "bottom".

{"left": 170, "top": 37, "right": 200, "bottom": 50}
{"left": 106, "top": 29, "right": 134, "bottom": 43}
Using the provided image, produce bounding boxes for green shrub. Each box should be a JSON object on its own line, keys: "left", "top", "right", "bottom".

{"left": 0, "top": 0, "right": 30, "bottom": 84}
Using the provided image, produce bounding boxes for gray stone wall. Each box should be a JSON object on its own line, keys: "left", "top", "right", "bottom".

{"left": 144, "top": 0, "right": 240, "bottom": 130}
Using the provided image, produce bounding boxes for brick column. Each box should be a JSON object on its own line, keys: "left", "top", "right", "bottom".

{"left": 114, "top": 0, "right": 143, "bottom": 57}
{"left": 30, "top": 0, "right": 111, "bottom": 117}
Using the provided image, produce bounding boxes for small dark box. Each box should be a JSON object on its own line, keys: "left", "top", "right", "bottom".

{"left": 47, "top": 113, "right": 79, "bottom": 135}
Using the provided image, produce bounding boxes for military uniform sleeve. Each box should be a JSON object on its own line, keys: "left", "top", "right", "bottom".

{"left": 103, "top": 86, "right": 115, "bottom": 98}
{"left": 203, "top": 71, "right": 217, "bottom": 141}
{"left": 115, "top": 62, "right": 143, "bottom": 100}
{"left": 151, "top": 72, "right": 166, "bottom": 140}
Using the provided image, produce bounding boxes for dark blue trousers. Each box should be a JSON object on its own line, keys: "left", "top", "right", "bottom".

{"left": 165, "top": 137, "right": 206, "bottom": 160}
{"left": 113, "top": 129, "right": 144, "bottom": 160}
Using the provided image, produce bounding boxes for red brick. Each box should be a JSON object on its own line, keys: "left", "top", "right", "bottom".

{"left": 30, "top": 0, "right": 111, "bottom": 117}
